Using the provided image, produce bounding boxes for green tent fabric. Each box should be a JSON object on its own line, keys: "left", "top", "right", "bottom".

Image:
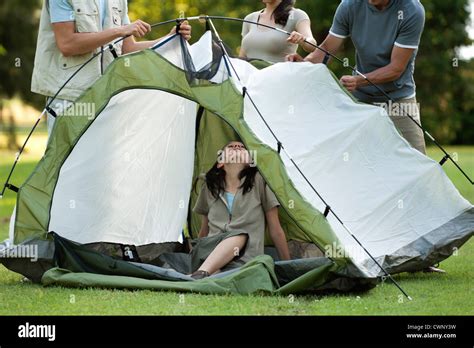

{"left": 42, "top": 232, "right": 374, "bottom": 295}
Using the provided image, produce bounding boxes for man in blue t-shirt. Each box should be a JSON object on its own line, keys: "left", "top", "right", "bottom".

{"left": 288, "top": 0, "right": 447, "bottom": 273}
{"left": 288, "top": 0, "right": 427, "bottom": 155}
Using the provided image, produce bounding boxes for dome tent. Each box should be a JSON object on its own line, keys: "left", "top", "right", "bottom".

{"left": 1, "top": 24, "right": 472, "bottom": 295}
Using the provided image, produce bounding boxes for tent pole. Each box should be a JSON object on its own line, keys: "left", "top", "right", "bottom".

{"left": 0, "top": 110, "right": 46, "bottom": 198}
{"left": 206, "top": 18, "right": 239, "bottom": 79}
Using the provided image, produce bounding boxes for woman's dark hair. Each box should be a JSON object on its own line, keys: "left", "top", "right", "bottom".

{"left": 205, "top": 163, "right": 257, "bottom": 199}
{"left": 204, "top": 143, "right": 257, "bottom": 199}
{"left": 272, "top": 0, "right": 296, "bottom": 26}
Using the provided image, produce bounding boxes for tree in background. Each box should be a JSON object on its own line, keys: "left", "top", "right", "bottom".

{"left": 416, "top": 0, "right": 473, "bottom": 144}
{"left": 0, "top": 0, "right": 43, "bottom": 150}
{"left": 455, "top": 58, "right": 474, "bottom": 144}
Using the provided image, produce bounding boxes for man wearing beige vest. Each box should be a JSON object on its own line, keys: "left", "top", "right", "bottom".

{"left": 31, "top": 0, "right": 192, "bottom": 136}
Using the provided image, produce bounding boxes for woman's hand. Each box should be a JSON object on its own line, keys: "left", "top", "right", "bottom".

{"left": 287, "top": 31, "right": 306, "bottom": 45}
{"left": 169, "top": 20, "right": 192, "bottom": 41}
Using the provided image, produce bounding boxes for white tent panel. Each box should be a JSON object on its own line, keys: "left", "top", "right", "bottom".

{"left": 153, "top": 31, "right": 214, "bottom": 70}
{"left": 241, "top": 62, "right": 472, "bottom": 275}
{"left": 188, "top": 31, "right": 214, "bottom": 71}
{"left": 152, "top": 35, "right": 185, "bottom": 69}
{"left": 49, "top": 89, "right": 197, "bottom": 245}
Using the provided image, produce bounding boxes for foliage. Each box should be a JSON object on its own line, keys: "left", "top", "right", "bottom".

{"left": 0, "top": 0, "right": 43, "bottom": 107}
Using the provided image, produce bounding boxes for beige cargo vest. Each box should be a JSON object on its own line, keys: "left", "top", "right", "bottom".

{"left": 31, "top": 0, "right": 127, "bottom": 101}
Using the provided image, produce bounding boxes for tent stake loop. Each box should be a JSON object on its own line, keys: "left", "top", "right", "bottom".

{"left": 108, "top": 44, "right": 118, "bottom": 59}
{"left": 4, "top": 183, "right": 19, "bottom": 193}
{"left": 323, "top": 205, "right": 331, "bottom": 217}
{"left": 277, "top": 141, "right": 282, "bottom": 154}
{"left": 45, "top": 106, "right": 57, "bottom": 118}
{"left": 439, "top": 154, "right": 450, "bottom": 166}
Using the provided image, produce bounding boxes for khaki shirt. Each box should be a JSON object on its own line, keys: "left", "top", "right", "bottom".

{"left": 193, "top": 172, "right": 280, "bottom": 263}
{"left": 31, "top": 0, "right": 127, "bottom": 101}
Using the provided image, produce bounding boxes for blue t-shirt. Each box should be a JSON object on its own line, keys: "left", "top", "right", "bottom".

{"left": 224, "top": 192, "right": 235, "bottom": 214}
{"left": 49, "top": 0, "right": 130, "bottom": 28}
{"left": 330, "top": 0, "right": 425, "bottom": 103}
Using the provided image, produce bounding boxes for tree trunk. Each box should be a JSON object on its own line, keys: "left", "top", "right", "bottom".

{"left": 2, "top": 100, "right": 20, "bottom": 151}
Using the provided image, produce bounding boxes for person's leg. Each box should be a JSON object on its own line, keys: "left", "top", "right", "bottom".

{"left": 197, "top": 234, "right": 248, "bottom": 275}
{"left": 388, "top": 97, "right": 427, "bottom": 154}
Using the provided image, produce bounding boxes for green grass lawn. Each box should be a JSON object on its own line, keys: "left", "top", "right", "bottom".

{"left": 0, "top": 144, "right": 472, "bottom": 315}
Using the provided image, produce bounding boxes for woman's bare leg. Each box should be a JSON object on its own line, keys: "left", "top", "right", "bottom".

{"left": 198, "top": 235, "right": 247, "bottom": 275}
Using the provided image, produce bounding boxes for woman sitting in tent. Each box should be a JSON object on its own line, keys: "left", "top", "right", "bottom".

{"left": 240, "top": 0, "right": 316, "bottom": 63}
{"left": 190, "top": 141, "right": 291, "bottom": 279}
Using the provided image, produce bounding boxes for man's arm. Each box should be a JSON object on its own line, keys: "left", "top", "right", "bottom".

{"left": 305, "top": 34, "right": 344, "bottom": 63}
{"left": 53, "top": 20, "right": 192, "bottom": 56}
{"left": 340, "top": 46, "right": 415, "bottom": 92}
{"left": 52, "top": 20, "right": 151, "bottom": 57}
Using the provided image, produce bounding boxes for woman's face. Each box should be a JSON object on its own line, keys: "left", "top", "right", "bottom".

{"left": 218, "top": 141, "right": 252, "bottom": 167}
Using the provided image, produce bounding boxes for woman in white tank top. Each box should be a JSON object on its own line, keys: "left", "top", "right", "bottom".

{"left": 240, "top": 0, "right": 317, "bottom": 63}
